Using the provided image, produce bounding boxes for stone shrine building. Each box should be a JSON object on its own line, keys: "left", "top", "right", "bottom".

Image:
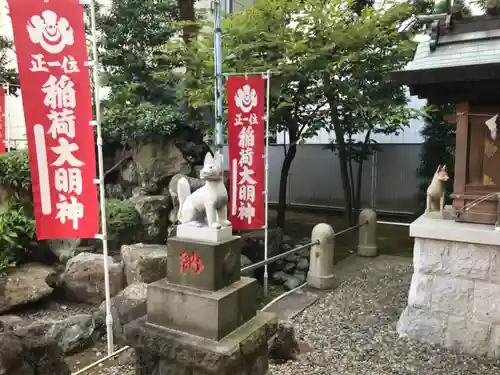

{"left": 392, "top": 13, "right": 500, "bottom": 356}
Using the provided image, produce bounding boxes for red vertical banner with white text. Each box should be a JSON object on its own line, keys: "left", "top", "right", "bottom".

{"left": 227, "top": 76, "right": 265, "bottom": 230}
{"left": 8, "top": 0, "right": 99, "bottom": 239}
{"left": 0, "top": 88, "right": 5, "bottom": 155}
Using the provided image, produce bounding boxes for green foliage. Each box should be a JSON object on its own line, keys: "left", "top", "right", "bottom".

{"left": 304, "top": 1, "right": 420, "bottom": 224}
{"left": 97, "top": 0, "right": 188, "bottom": 145}
{"left": 0, "top": 36, "right": 18, "bottom": 87}
{"left": 0, "top": 150, "right": 33, "bottom": 204}
{"left": 176, "top": 0, "right": 420, "bottom": 226}
{"left": 417, "top": 105, "right": 456, "bottom": 211}
{"left": 434, "top": 0, "right": 471, "bottom": 14}
{"left": 0, "top": 204, "right": 36, "bottom": 272}
{"left": 475, "top": 0, "right": 499, "bottom": 13}
{"left": 105, "top": 199, "right": 143, "bottom": 249}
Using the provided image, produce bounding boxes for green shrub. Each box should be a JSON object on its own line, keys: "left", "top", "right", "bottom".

{"left": 0, "top": 204, "right": 37, "bottom": 272}
{"left": 0, "top": 150, "right": 32, "bottom": 204}
{"left": 105, "top": 199, "right": 143, "bottom": 250}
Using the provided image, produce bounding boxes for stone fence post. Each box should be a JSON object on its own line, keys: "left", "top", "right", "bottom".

{"left": 307, "top": 223, "right": 335, "bottom": 289}
{"left": 357, "top": 208, "right": 378, "bottom": 257}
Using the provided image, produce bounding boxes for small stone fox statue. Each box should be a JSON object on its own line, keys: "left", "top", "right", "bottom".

{"left": 177, "top": 151, "right": 231, "bottom": 229}
{"left": 426, "top": 164, "right": 450, "bottom": 213}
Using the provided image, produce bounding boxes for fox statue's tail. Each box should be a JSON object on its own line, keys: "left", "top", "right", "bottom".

{"left": 177, "top": 177, "right": 191, "bottom": 223}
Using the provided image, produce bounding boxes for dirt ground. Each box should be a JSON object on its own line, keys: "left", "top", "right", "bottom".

{"left": 268, "top": 207, "right": 414, "bottom": 263}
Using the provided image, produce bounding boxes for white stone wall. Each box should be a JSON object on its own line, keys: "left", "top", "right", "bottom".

{"left": 398, "top": 237, "right": 500, "bottom": 357}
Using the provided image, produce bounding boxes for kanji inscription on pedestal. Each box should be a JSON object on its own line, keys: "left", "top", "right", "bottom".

{"left": 179, "top": 250, "right": 205, "bottom": 274}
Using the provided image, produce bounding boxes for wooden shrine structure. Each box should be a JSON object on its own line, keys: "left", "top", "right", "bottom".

{"left": 393, "top": 14, "right": 500, "bottom": 226}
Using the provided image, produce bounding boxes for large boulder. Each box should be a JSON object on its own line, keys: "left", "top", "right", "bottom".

{"left": 129, "top": 195, "right": 171, "bottom": 244}
{"left": 61, "top": 252, "right": 124, "bottom": 304}
{"left": 121, "top": 243, "right": 168, "bottom": 285}
{"left": 119, "top": 127, "right": 210, "bottom": 196}
{"left": 16, "top": 313, "right": 103, "bottom": 355}
{"left": 0, "top": 331, "right": 70, "bottom": 375}
{"left": 0, "top": 315, "right": 26, "bottom": 332}
{"left": 241, "top": 228, "right": 284, "bottom": 262}
{"left": 0, "top": 263, "right": 54, "bottom": 314}
{"left": 99, "top": 283, "right": 147, "bottom": 344}
{"left": 47, "top": 239, "right": 82, "bottom": 263}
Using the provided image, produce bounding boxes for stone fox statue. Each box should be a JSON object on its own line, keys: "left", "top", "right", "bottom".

{"left": 426, "top": 164, "right": 450, "bottom": 213}
{"left": 177, "top": 151, "right": 232, "bottom": 229}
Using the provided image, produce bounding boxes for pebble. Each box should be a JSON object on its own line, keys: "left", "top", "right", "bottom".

{"left": 270, "top": 258, "right": 500, "bottom": 375}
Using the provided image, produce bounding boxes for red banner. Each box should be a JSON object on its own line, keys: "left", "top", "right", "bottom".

{"left": 227, "top": 76, "right": 265, "bottom": 230}
{"left": 0, "top": 88, "right": 5, "bottom": 155}
{"left": 8, "top": 0, "right": 99, "bottom": 239}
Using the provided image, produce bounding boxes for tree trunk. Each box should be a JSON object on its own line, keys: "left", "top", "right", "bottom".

{"left": 276, "top": 144, "right": 297, "bottom": 229}
{"left": 353, "top": 159, "right": 364, "bottom": 222}
{"left": 323, "top": 74, "right": 353, "bottom": 225}
{"left": 352, "top": 130, "right": 371, "bottom": 223}
{"left": 334, "top": 126, "right": 354, "bottom": 225}
{"left": 178, "top": 0, "right": 198, "bottom": 43}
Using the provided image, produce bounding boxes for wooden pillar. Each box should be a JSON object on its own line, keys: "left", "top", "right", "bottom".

{"left": 452, "top": 102, "right": 469, "bottom": 211}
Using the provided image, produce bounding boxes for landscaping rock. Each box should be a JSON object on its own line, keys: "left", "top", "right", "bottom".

{"left": 283, "top": 274, "right": 303, "bottom": 290}
{"left": 268, "top": 321, "right": 300, "bottom": 361}
{"left": 99, "top": 283, "right": 147, "bottom": 344}
{"left": 121, "top": 244, "right": 168, "bottom": 285}
{"left": 283, "top": 262, "right": 296, "bottom": 274}
{"left": 0, "top": 263, "right": 54, "bottom": 314}
{"left": 0, "top": 315, "right": 25, "bottom": 332}
{"left": 293, "top": 271, "right": 307, "bottom": 284}
{"left": 61, "top": 253, "right": 124, "bottom": 304}
{"left": 241, "top": 228, "right": 284, "bottom": 264}
{"left": 117, "top": 347, "right": 136, "bottom": 366}
{"left": 271, "top": 271, "right": 287, "bottom": 284}
{"left": 47, "top": 239, "right": 81, "bottom": 263}
{"left": 296, "top": 257, "right": 309, "bottom": 271}
{"left": 240, "top": 254, "right": 254, "bottom": 278}
{"left": 274, "top": 259, "right": 285, "bottom": 271}
{"left": 17, "top": 313, "right": 103, "bottom": 354}
{"left": 120, "top": 127, "right": 210, "bottom": 196}
{"left": 0, "top": 330, "right": 70, "bottom": 375}
{"left": 129, "top": 195, "right": 170, "bottom": 244}
{"left": 282, "top": 235, "right": 293, "bottom": 245}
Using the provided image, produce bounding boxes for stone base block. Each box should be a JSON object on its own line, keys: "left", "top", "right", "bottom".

{"left": 167, "top": 236, "right": 241, "bottom": 291}
{"left": 399, "top": 215, "right": 500, "bottom": 358}
{"left": 125, "top": 311, "right": 277, "bottom": 375}
{"left": 147, "top": 277, "right": 258, "bottom": 341}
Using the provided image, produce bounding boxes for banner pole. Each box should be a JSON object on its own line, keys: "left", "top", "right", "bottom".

{"left": 213, "top": 0, "right": 223, "bottom": 152}
{"left": 264, "top": 70, "right": 271, "bottom": 297}
{"left": 88, "top": 0, "right": 114, "bottom": 356}
{"left": 3, "top": 83, "right": 10, "bottom": 152}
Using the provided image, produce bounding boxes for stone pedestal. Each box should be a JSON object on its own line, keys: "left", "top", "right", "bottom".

{"left": 398, "top": 215, "right": 500, "bottom": 357}
{"left": 124, "top": 232, "right": 276, "bottom": 375}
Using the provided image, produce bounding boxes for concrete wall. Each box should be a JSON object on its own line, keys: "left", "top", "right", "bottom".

{"left": 224, "top": 143, "right": 423, "bottom": 214}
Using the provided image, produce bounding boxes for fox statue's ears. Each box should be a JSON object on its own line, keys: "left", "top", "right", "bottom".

{"left": 214, "top": 151, "right": 223, "bottom": 169}
{"left": 203, "top": 151, "right": 223, "bottom": 169}
{"left": 204, "top": 152, "right": 214, "bottom": 166}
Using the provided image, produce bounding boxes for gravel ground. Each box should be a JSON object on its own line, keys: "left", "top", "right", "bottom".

{"left": 270, "top": 257, "right": 500, "bottom": 375}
